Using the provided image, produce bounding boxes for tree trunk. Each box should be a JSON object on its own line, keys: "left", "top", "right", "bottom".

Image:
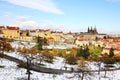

{"left": 28, "top": 72, "right": 30, "bottom": 80}
{"left": 81, "top": 72, "right": 84, "bottom": 80}
{"left": 26, "top": 58, "right": 32, "bottom": 80}
{"left": 104, "top": 69, "right": 107, "bottom": 77}
{"left": 98, "top": 62, "right": 101, "bottom": 75}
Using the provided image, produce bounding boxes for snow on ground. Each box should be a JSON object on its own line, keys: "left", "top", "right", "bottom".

{"left": 44, "top": 43, "right": 77, "bottom": 49}
{"left": 1, "top": 52, "right": 120, "bottom": 80}
{"left": 11, "top": 41, "right": 36, "bottom": 49}
{"left": 42, "top": 57, "right": 78, "bottom": 71}
{"left": 42, "top": 57, "right": 65, "bottom": 69}
{"left": 0, "top": 57, "right": 77, "bottom": 80}
{"left": 4, "top": 52, "right": 26, "bottom": 61}
{"left": 0, "top": 41, "right": 120, "bottom": 80}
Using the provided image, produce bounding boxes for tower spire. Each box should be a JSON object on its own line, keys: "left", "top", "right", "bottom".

{"left": 94, "top": 26, "right": 98, "bottom": 34}
{"left": 88, "top": 26, "right": 90, "bottom": 33}
{"left": 91, "top": 26, "right": 92, "bottom": 31}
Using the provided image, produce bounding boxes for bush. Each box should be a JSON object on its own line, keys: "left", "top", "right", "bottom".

{"left": 0, "top": 53, "right": 4, "bottom": 57}
{"left": 42, "top": 51, "right": 54, "bottom": 63}
{"left": 113, "top": 54, "right": 120, "bottom": 62}
{"left": 66, "top": 55, "right": 77, "bottom": 65}
{"left": 0, "top": 65, "right": 4, "bottom": 68}
{"left": 102, "top": 57, "right": 116, "bottom": 64}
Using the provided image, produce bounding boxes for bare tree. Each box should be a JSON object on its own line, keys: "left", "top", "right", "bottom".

{"left": 25, "top": 56, "right": 32, "bottom": 80}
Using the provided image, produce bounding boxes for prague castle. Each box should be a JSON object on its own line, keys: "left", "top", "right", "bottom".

{"left": 87, "top": 27, "right": 98, "bottom": 34}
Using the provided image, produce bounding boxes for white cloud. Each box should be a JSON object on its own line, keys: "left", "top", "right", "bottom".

{"left": 2, "top": 15, "right": 65, "bottom": 30}
{"left": 5, "top": 0, "right": 64, "bottom": 14}
{"left": 14, "top": 16, "right": 39, "bottom": 29}
{"left": 15, "top": 16, "right": 64, "bottom": 30}
{"left": 16, "top": 16, "right": 27, "bottom": 22}
{"left": 18, "top": 21, "right": 66, "bottom": 31}
{"left": 16, "top": 19, "right": 39, "bottom": 29}
{"left": 40, "top": 24, "right": 65, "bottom": 31}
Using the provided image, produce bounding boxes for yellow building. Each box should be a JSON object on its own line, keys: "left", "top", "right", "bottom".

{"left": 52, "top": 34, "right": 61, "bottom": 42}
{"left": 19, "top": 30, "right": 34, "bottom": 41}
{"left": 51, "top": 31, "right": 63, "bottom": 43}
{"left": 102, "top": 48, "right": 120, "bottom": 55}
{"left": 2, "top": 26, "right": 20, "bottom": 39}
{"left": 19, "top": 36, "right": 34, "bottom": 41}
{"left": 0, "top": 26, "right": 5, "bottom": 37}
{"left": 36, "top": 29, "right": 53, "bottom": 38}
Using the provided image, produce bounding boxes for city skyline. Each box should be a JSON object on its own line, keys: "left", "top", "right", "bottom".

{"left": 0, "top": 0, "right": 120, "bottom": 34}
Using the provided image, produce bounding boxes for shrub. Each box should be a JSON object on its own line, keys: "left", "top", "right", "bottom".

{"left": 42, "top": 50, "right": 54, "bottom": 63}
{"left": 103, "top": 57, "right": 116, "bottom": 64}
{"left": 66, "top": 55, "right": 77, "bottom": 65}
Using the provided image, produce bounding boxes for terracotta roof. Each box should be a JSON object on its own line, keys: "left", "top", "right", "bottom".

{"left": 57, "top": 32, "right": 63, "bottom": 33}
{"left": 21, "top": 30, "right": 29, "bottom": 32}
{"left": 45, "top": 29, "right": 50, "bottom": 32}
{"left": 51, "top": 31, "right": 63, "bottom": 34}
{"left": 47, "top": 37, "right": 55, "bottom": 42}
{"left": 37, "top": 29, "right": 49, "bottom": 32}
{"left": 0, "top": 31, "right": 3, "bottom": 34}
{"left": 116, "top": 46, "right": 120, "bottom": 49}
{"left": 0, "top": 26, "right": 5, "bottom": 29}
{"left": 78, "top": 39, "right": 86, "bottom": 41}
{"left": 47, "top": 37, "right": 54, "bottom": 40}
{"left": 7, "top": 26, "right": 19, "bottom": 30}
{"left": 104, "top": 48, "right": 110, "bottom": 50}
{"left": 104, "top": 47, "right": 120, "bottom": 51}
{"left": 68, "top": 31, "right": 72, "bottom": 34}
{"left": 30, "top": 30, "right": 36, "bottom": 32}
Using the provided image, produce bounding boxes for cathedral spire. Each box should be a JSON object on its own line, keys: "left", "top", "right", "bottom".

{"left": 94, "top": 27, "right": 97, "bottom": 32}
{"left": 88, "top": 26, "right": 90, "bottom": 33}
{"left": 90, "top": 26, "right": 92, "bottom": 31}
{"left": 94, "top": 26, "right": 98, "bottom": 34}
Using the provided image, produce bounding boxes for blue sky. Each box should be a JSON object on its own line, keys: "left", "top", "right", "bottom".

{"left": 0, "top": 0, "right": 120, "bottom": 34}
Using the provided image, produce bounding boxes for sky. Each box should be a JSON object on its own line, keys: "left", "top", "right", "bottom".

{"left": 0, "top": 0, "right": 120, "bottom": 34}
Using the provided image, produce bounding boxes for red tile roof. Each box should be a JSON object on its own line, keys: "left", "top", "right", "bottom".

{"left": 30, "top": 30, "right": 36, "bottom": 32}
{"left": 47, "top": 37, "right": 54, "bottom": 40}
{"left": 20, "top": 30, "right": 29, "bottom": 33}
{"left": 37, "top": 29, "right": 50, "bottom": 32}
{"left": 0, "top": 26, "right": 5, "bottom": 29}
{"left": 104, "top": 48, "right": 110, "bottom": 50}
{"left": 47, "top": 37, "right": 54, "bottom": 42}
{"left": 7, "top": 26, "right": 19, "bottom": 30}
{"left": 0, "top": 31, "right": 3, "bottom": 34}
{"left": 68, "top": 31, "right": 72, "bottom": 34}
{"left": 57, "top": 31, "right": 63, "bottom": 34}
{"left": 78, "top": 39, "right": 86, "bottom": 41}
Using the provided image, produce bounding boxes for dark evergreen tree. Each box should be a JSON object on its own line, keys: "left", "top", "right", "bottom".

{"left": 76, "top": 46, "right": 83, "bottom": 57}
{"left": 76, "top": 45, "right": 90, "bottom": 59}
{"left": 26, "top": 32, "right": 29, "bottom": 36}
{"left": 95, "top": 36, "right": 99, "bottom": 41}
{"left": 43, "top": 37, "right": 48, "bottom": 45}
{"left": 37, "top": 43, "right": 43, "bottom": 50}
{"left": 83, "top": 45, "right": 90, "bottom": 59}
{"left": 109, "top": 47, "right": 114, "bottom": 58}
{"left": 103, "top": 36, "right": 107, "bottom": 39}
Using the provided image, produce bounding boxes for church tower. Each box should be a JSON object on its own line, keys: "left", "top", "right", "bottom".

{"left": 87, "top": 26, "right": 98, "bottom": 34}
{"left": 88, "top": 27, "right": 90, "bottom": 33}
{"left": 90, "top": 27, "right": 92, "bottom": 32}
{"left": 94, "top": 27, "right": 98, "bottom": 34}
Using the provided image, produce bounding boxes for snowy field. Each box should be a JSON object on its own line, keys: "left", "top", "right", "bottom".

{"left": 1, "top": 52, "right": 120, "bottom": 80}
{"left": 0, "top": 41, "right": 120, "bottom": 80}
